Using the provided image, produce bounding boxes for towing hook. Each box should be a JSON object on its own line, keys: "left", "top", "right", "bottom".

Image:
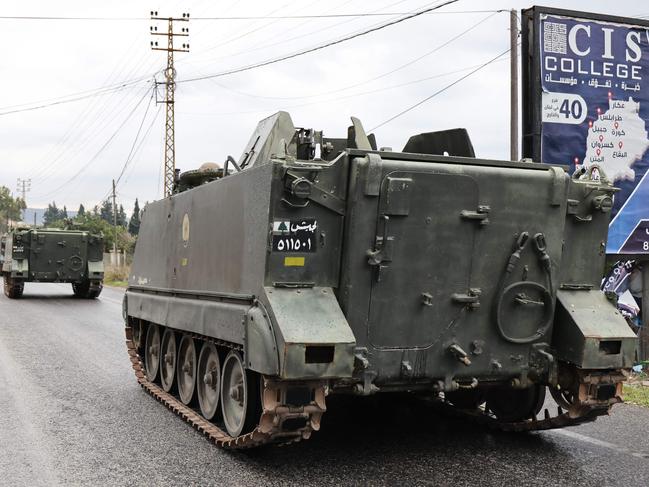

{"left": 533, "top": 232, "right": 547, "bottom": 253}
{"left": 516, "top": 231, "right": 530, "bottom": 251}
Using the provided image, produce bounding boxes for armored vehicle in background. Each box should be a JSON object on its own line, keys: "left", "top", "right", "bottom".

{"left": 0, "top": 234, "right": 6, "bottom": 267}
{"left": 124, "top": 111, "right": 635, "bottom": 449}
{"left": 2, "top": 227, "right": 104, "bottom": 298}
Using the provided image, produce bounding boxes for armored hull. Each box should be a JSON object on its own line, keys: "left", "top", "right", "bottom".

{"left": 2, "top": 228, "right": 104, "bottom": 298}
{"left": 125, "top": 112, "right": 635, "bottom": 448}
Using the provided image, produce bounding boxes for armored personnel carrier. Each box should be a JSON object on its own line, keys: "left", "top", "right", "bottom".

{"left": 124, "top": 112, "right": 635, "bottom": 449}
{"left": 2, "top": 227, "right": 104, "bottom": 298}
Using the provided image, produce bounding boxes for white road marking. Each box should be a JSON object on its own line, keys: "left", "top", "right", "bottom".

{"left": 100, "top": 296, "right": 122, "bottom": 305}
{"left": 549, "top": 429, "right": 649, "bottom": 459}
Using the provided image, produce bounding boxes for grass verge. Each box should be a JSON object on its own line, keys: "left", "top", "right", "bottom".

{"left": 103, "top": 264, "right": 129, "bottom": 288}
{"left": 623, "top": 384, "right": 649, "bottom": 408}
{"left": 104, "top": 280, "right": 128, "bottom": 288}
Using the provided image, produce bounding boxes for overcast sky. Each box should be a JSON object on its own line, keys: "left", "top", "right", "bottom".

{"left": 1, "top": 0, "right": 648, "bottom": 214}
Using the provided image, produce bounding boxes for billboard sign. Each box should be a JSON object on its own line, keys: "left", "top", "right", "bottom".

{"left": 522, "top": 7, "right": 649, "bottom": 254}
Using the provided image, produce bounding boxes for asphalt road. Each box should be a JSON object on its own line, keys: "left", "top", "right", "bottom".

{"left": 1, "top": 283, "right": 648, "bottom": 487}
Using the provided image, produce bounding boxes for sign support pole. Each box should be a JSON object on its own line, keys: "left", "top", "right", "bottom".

{"left": 510, "top": 9, "right": 519, "bottom": 162}
{"left": 640, "top": 263, "right": 649, "bottom": 361}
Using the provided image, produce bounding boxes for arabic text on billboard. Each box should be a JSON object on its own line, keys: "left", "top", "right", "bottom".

{"left": 539, "top": 13, "right": 649, "bottom": 254}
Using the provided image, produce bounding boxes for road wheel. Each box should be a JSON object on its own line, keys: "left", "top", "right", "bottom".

{"left": 132, "top": 320, "right": 144, "bottom": 351}
{"left": 221, "top": 350, "right": 261, "bottom": 437}
{"left": 72, "top": 281, "right": 88, "bottom": 297}
{"left": 144, "top": 324, "right": 161, "bottom": 381}
{"left": 13, "top": 282, "right": 24, "bottom": 298}
{"left": 160, "top": 329, "right": 177, "bottom": 392}
{"left": 549, "top": 384, "right": 577, "bottom": 410}
{"left": 4, "top": 277, "right": 23, "bottom": 299}
{"left": 487, "top": 384, "right": 546, "bottom": 422}
{"left": 177, "top": 335, "right": 197, "bottom": 405}
{"left": 72, "top": 280, "right": 102, "bottom": 298}
{"left": 197, "top": 342, "right": 221, "bottom": 420}
{"left": 87, "top": 281, "right": 102, "bottom": 298}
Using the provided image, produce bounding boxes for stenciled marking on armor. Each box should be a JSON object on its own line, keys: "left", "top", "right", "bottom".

{"left": 182, "top": 213, "right": 190, "bottom": 246}
{"left": 284, "top": 256, "right": 305, "bottom": 267}
{"left": 272, "top": 219, "right": 317, "bottom": 253}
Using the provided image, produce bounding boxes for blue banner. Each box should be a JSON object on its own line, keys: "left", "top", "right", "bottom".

{"left": 539, "top": 13, "right": 649, "bottom": 254}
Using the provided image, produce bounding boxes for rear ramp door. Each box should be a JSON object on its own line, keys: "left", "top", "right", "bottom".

{"left": 368, "top": 171, "right": 479, "bottom": 349}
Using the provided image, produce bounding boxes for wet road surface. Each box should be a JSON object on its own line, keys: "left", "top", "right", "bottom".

{"left": 1, "top": 283, "right": 648, "bottom": 486}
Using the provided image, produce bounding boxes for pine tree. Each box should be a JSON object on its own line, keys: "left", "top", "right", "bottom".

{"left": 128, "top": 198, "right": 141, "bottom": 235}
{"left": 77, "top": 204, "right": 85, "bottom": 217}
{"left": 117, "top": 204, "right": 127, "bottom": 227}
{"left": 43, "top": 201, "right": 60, "bottom": 226}
{"left": 60, "top": 206, "right": 68, "bottom": 220}
{"left": 99, "top": 199, "right": 113, "bottom": 223}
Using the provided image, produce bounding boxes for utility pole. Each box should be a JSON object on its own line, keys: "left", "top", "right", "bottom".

{"left": 16, "top": 177, "right": 31, "bottom": 203}
{"left": 16, "top": 178, "right": 31, "bottom": 224}
{"left": 112, "top": 179, "right": 117, "bottom": 263}
{"left": 510, "top": 9, "right": 519, "bottom": 162}
{"left": 150, "top": 10, "right": 190, "bottom": 197}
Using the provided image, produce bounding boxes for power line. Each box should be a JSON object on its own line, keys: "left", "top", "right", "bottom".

{"left": 29, "top": 84, "right": 153, "bottom": 185}
{"left": 178, "top": 0, "right": 459, "bottom": 83}
{"left": 121, "top": 106, "right": 164, "bottom": 186}
{"left": 0, "top": 78, "right": 149, "bottom": 116}
{"left": 195, "top": 10, "right": 500, "bottom": 19}
{"left": 36, "top": 87, "right": 153, "bottom": 198}
{"left": 194, "top": 0, "right": 306, "bottom": 56}
{"left": 205, "top": 10, "right": 501, "bottom": 101}
{"left": 369, "top": 47, "right": 511, "bottom": 131}
{"left": 0, "top": 1, "right": 475, "bottom": 115}
{"left": 56, "top": 85, "right": 155, "bottom": 198}
{"left": 0, "top": 10, "right": 500, "bottom": 21}
{"left": 188, "top": 0, "right": 424, "bottom": 61}
{"left": 176, "top": 56, "right": 508, "bottom": 120}
{"left": 25, "top": 37, "right": 161, "bottom": 182}
{"left": 114, "top": 89, "right": 156, "bottom": 187}
{"left": 98, "top": 104, "right": 163, "bottom": 204}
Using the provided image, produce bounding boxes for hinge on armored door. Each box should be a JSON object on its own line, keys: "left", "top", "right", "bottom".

{"left": 366, "top": 215, "right": 393, "bottom": 281}
{"left": 451, "top": 288, "right": 482, "bottom": 310}
{"left": 460, "top": 205, "right": 490, "bottom": 226}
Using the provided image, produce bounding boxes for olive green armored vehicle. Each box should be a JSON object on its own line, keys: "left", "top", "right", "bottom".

{"left": 124, "top": 112, "right": 635, "bottom": 449}
{"left": 2, "top": 227, "right": 104, "bottom": 298}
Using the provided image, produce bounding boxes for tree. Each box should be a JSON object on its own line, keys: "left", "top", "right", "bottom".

{"left": 117, "top": 204, "right": 127, "bottom": 227}
{"left": 77, "top": 204, "right": 85, "bottom": 217}
{"left": 74, "top": 212, "right": 134, "bottom": 253}
{"left": 99, "top": 199, "right": 113, "bottom": 224}
{"left": 0, "top": 186, "right": 26, "bottom": 231}
{"left": 42, "top": 201, "right": 60, "bottom": 227}
{"left": 128, "top": 198, "right": 141, "bottom": 235}
{"left": 60, "top": 206, "right": 68, "bottom": 220}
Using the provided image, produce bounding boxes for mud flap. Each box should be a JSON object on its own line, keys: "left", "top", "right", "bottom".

{"left": 87, "top": 260, "right": 104, "bottom": 280}
{"left": 552, "top": 290, "right": 636, "bottom": 369}
{"left": 262, "top": 286, "right": 356, "bottom": 379}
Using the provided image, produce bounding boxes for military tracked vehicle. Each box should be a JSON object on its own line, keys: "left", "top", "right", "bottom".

{"left": 124, "top": 112, "right": 635, "bottom": 449}
{"left": 2, "top": 227, "right": 104, "bottom": 298}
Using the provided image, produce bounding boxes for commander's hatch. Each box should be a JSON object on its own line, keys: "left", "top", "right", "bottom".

{"left": 237, "top": 111, "right": 296, "bottom": 169}
{"left": 367, "top": 170, "right": 482, "bottom": 349}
